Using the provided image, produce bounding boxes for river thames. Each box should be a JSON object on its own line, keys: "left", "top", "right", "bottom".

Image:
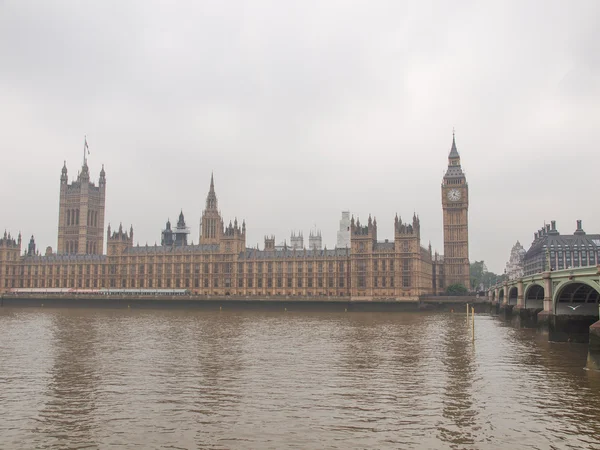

{"left": 1, "top": 307, "right": 599, "bottom": 449}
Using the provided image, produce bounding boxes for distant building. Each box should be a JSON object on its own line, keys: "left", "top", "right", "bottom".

{"left": 161, "top": 211, "right": 190, "bottom": 247}
{"left": 505, "top": 241, "right": 525, "bottom": 280}
{"left": 290, "top": 231, "right": 304, "bottom": 250}
{"left": 274, "top": 229, "right": 321, "bottom": 251}
{"left": 308, "top": 230, "right": 322, "bottom": 250}
{"left": 336, "top": 211, "right": 351, "bottom": 249}
{"left": 161, "top": 219, "right": 174, "bottom": 246}
{"left": 524, "top": 220, "right": 600, "bottom": 275}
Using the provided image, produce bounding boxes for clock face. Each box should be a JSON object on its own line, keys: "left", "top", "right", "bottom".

{"left": 447, "top": 189, "right": 461, "bottom": 202}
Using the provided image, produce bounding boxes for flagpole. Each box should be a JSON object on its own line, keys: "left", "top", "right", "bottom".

{"left": 83, "top": 135, "right": 87, "bottom": 165}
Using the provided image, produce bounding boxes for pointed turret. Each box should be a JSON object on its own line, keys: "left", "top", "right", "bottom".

{"left": 99, "top": 164, "right": 106, "bottom": 188}
{"left": 27, "top": 235, "right": 36, "bottom": 256}
{"left": 79, "top": 157, "right": 90, "bottom": 182}
{"left": 61, "top": 161, "right": 68, "bottom": 184}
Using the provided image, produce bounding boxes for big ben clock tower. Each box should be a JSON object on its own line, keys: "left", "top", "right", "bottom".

{"left": 442, "top": 132, "right": 470, "bottom": 289}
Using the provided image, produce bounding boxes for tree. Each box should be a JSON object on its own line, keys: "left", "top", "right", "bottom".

{"left": 446, "top": 283, "right": 468, "bottom": 296}
{"left": 470, "top": 260, "right": 506, "bottom": 290}
{"left": 470, "top": 260, "right": 487, "bottom": 290}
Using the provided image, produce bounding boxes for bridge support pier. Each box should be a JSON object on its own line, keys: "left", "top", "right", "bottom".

{"left": 511, "top": 279, "right": 539, "bottom": 327}
{"left": 511, "top": 305, "right": 541, "bottom": 328}
{"left": 489, "top": 301, "right": 499, "bottom": 315}
{"left": 537, "top": 313, "right": 597, "bottom": 343}
{"left": 588, "top": 319, "right": 600, "bottom": 371}
{"left": 498, "top": 303, "right": 514, "bottom": 320}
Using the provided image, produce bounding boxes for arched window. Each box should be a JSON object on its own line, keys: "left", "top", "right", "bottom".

{"left": 67, "top": 209, "right": 71, "bottom": 226}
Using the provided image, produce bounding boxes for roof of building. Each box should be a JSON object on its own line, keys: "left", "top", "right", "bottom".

{"left": 445, "top": 134, "right": 465, "bottom": 179}
{"left": 525, "top": 222, "right": 600, "bottom": 259}
{"left": 449, "top": 134, "right": 460, "bottom": 159}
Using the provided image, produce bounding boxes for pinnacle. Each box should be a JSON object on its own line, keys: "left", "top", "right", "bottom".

{"left": 449, "top": 131, "right": 460, "bottom": 158}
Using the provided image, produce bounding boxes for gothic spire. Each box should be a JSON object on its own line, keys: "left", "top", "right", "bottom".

{"left": 449, "top": 129, "right": 460, "bottom": 159}
{"left": 205, "top": 172, "right": 218, "bottom": 211}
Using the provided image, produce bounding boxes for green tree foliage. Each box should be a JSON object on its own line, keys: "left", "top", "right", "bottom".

{"left": 470, "top": 260, "right": 507, "bottom": 290}
{"left": 446, "top": 283, "right": 469, "bottom": 296}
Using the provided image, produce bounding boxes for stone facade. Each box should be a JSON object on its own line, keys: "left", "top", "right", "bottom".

{"left": 0, "top": 178, "right": 432, "bottom": 298}
{"left": 0, "top": 135, "right": 468, "bottom": 298}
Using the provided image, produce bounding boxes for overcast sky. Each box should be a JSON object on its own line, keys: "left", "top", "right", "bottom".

{"left": 1, "top": 1, "right": 599, "bottom": 273}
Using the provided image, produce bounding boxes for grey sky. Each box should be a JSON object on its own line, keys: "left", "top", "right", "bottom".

{"left": 1, "top": 0, "right": 599, "bottom": 273}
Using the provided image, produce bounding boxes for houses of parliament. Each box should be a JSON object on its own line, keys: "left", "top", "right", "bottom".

{"left": 0, "top": 135, "right": 470, "bottom": 298}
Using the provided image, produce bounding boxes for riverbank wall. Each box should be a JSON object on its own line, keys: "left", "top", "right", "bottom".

{"left": 0, "top": 293, "right": 483, "bottom": 312}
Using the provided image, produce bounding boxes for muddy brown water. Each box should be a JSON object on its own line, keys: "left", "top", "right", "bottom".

{"left": 1, "top": 307, "right": 599, "bottom": 449}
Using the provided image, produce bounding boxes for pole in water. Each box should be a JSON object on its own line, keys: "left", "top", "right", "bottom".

{"left": 466, "top": 303, "right": 469, "bottom": 321}
{"left": 472, "top": 306, "right": 475, "bottom": 341}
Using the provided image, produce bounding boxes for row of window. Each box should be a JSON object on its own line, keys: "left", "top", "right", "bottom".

{"left": 6, "top": 274, "right": 417, "bottom": 290}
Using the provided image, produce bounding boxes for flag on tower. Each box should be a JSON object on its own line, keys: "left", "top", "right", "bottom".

{"left": 84, "top": 136, "right": 90, "bottom": 155}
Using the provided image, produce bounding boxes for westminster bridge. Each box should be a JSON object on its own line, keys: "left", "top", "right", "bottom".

{"left": 487, "top": 265, "right": 600, "bottom": 369}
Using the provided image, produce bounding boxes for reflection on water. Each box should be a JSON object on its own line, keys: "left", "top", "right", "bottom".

{"left": 1, "top": 308, "right": 599, "bottom": 449}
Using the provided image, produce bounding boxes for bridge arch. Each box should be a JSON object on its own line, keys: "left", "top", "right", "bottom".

{"left": 491, "top": 290, "right": 496, "bottom": 302}
{"left": 524, "top": 283, "right": 544, "bottom": 310}
{"left": 498, "top": 288, "right": 505, "bottom": 303}
{"left": 508, "top": 286, "right": 518, "bottom": 305}
{"left": 553, "top": 280, "right": 600, "bottom": 316}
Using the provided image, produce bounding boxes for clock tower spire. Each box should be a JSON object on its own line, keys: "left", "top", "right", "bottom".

{"left": 441, "top": 131, "right": 470, "bottom": 290}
